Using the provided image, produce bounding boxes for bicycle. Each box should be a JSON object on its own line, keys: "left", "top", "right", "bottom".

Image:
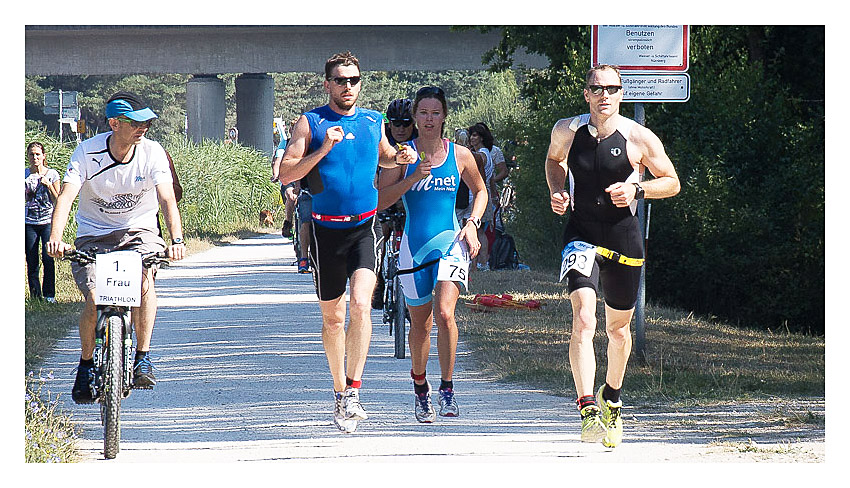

{"left": 378, "top": 206, "right": 407, "bottom": 359}
{"left": 64, "top": 248, "right": 170, "bottom": 459}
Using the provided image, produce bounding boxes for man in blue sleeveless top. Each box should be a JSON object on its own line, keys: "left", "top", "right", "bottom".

{"left": 279, "top": 51, "right": 416, "bottom": 433}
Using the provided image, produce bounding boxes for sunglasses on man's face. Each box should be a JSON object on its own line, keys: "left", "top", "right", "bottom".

{"left": 118, "top": 117, "right": 153, "bottom": 129}
{"left": 587, "top": 85, "right": 623, "bottom": 96}
{"left": 329, "top": 76, "right": 361, "bottom": 86}
{"left": 389, "top": 118, "right": 413, "bottom": 128}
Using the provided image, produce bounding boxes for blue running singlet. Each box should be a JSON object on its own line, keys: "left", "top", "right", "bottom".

{"left": 398, "top": 139, "right": 462, "bottom": 306}
{"left": 304, "top": 105, "right": 383, "bottom": 229}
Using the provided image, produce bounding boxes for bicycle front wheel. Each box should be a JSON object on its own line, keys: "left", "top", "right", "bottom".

{"left": 393, "top": 277, "right": 406, "bottom": 359}
{"left": 102, "top": 314, "right": 123, "bottom": 459}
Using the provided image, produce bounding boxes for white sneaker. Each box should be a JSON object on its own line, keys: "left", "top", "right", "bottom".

{"left": 414, "top": 382, "right": 436, "bottom": 423}
{"left": 343, "top": 387, "right": 368, "bottom": 420}
{"left": 438, "top": 388, "right": 459, "bottom": 417}
{"left": 333, "top": 392, "right": 358, "bottom": 433}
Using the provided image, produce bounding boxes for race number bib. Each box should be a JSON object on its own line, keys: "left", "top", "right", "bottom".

{"left": 437, "top": 239, "right": 471, "bottom": 291}
{"left": 95, "top": 251, "right": 143, "bottom": 306}
{"left": 559, "top": 241, "right": 597, "bottom": 282}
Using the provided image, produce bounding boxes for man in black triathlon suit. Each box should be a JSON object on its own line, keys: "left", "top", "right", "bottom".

{"left": 545, "top": 64, "right": 680, "bottom": 447}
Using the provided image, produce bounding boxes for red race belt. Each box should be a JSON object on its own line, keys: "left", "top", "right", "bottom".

{"left": 311, "top": 208, "right": 377, "bottom": 223}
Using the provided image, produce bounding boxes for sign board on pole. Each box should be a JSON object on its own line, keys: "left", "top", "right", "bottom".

{"left": 44, "top": 90, "right": 80, "bottom": 116}
{"left": 622, "top": 73, "right": 690, "bottom": 102}
{"left": 592, "top": 25, "right": 689, "bottom": 72}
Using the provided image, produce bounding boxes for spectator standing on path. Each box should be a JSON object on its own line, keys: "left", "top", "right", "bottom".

{"left": 279, "top": 51, "right": 416, "bottom": 433}
{"left": 377, "top": 86, "right": 487, "bottom": 423}
{"left": 47, "top": 91, "right": 186, "bottom": 403}
{"left": 467, "top": 123, "right": 496, "bottom": 270}
{"left": 545, "top": 64, "right": 680, "bottom": 448}
{"left": 372, "top": 98, "right": 417, "bottom": 310}
{"left": 25, "top": 141, "right": 61, "bottom": 302}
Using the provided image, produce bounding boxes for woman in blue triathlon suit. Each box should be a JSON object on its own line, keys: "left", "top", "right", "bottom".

{"left": 377, "top": 86, "right": 487, "bottom": 423}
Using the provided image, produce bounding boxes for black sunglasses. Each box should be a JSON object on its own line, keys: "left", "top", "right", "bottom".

{"left": 587, "top": 85, "right": 623, "bottom": 95}
{"left": 328, "top": 76, "right": 361, "bottom": 86}
{"left": 389, "top": 118, "right": 413, "bottom": 128}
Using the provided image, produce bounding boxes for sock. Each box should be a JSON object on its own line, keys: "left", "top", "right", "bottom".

{"left": 80, "top": 357, "right": 94, "bottom": 368}
{"left": 346, "top": 377, "right": 362, "bottom": 389}
{"left": 576, "top": 395, "right": 596, "bottom": 411}
{"left": 414, "top": 382, "right": 430, "bottom": 396}
{"left": 135, "top": 350, "right": 149, "bottom": 362}
{"left": 439, "top": 379, "right": 453, "bottom": 391}
{"left": 602, "top": 383, "right": 621, "bottom": 404}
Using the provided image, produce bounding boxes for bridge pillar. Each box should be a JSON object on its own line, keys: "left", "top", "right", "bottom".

{"left": 186, "top": 75, "right": 225, "bottom": 143}
{"left": 235, "top": 73, "right": 274, "bottom": 157}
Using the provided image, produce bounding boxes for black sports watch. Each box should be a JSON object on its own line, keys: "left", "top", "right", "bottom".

{"left": 633, "top": 183, "right": 645, "bottom": 200}
{"left": 172, "top": 237, "right": 185, "bottom": 245}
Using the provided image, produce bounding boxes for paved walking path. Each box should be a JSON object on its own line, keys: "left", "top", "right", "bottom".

{"left": 40, "top": 233, "right": 825, "bottom": 464}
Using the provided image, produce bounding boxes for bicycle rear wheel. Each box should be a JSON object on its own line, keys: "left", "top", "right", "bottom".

{"left": 393, "top": 276, "right": 406, "bottom": 359}
{"left": 102, "top": 314, "right": 123, "bottom": 459}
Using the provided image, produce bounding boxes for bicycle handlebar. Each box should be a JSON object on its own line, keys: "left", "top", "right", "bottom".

{"left": 64, "top": 248, "right": 171, "bottom": 267}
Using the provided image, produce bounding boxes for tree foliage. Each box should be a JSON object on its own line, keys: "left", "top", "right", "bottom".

{"left": 474, "top": 25, "right": 825, "bottom": 334}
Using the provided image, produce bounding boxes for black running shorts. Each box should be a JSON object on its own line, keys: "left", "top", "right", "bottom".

{"left": 562, "top": 216, "right": 644, "bottom": 311}
{"left": 309, "top": 218, "right": 379, "bottom": 301}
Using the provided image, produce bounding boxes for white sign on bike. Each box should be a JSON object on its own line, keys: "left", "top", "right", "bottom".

{"left": 95, "top": 251, "right": 142, "bottom": 306}
{"left": 559, "top": 241, "right": 597, "bottom": 282}
{"left": 437, "top": 239, "right": 470, "bottom": 291}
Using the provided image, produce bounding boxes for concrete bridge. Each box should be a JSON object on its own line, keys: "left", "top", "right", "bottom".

{"left": 25, "top": 25, "right": 546, "bottom": 155}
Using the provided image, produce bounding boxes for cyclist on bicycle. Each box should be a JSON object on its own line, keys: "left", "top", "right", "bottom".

{"left": 373, "top": 98, "right": 417, "bottom": 309}
{"left": 283, "top": 178, "right": 313, "bottom": 273}
{"left": 377, "top": 86, "right": 487, "bottom": 422}
{"left": 46, "top": 91, "right": 186, "bottom": 404}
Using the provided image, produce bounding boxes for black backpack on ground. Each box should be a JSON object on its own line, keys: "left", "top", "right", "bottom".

{"left": 489, "top": 205, "right": 520, "bottom": 270}
{"left": 489, "top": 230, "right": 520, "bottom": 270}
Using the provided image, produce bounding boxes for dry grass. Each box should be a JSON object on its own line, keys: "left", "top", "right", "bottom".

{"left": 458, "top": 269, "right": 825, "bottom": 403}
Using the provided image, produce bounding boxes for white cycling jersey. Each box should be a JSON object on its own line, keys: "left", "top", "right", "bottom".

{"left": 64, "top": 132, "right": 173, "bottom": 237}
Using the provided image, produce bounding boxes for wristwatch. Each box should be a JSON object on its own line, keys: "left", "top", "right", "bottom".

{"left": 172, "top": 237, "right": 185, "bottom": 245}
{"left": 633, "top": 183, "right": 645, "bottom": 200}
{"left": 467, "top": 216, "right": 482, "bottom": 229}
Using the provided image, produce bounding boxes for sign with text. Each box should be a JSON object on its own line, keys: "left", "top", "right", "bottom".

{"left": 95, "top": 251, "right": 142, "bottom": 306}
{"left": 592, "top": 25, "right": 689, "bottom": 72}
{"left": 622, "top": 74, "right": 690, "bottom": 102}
{"left": 43, "top": 90, "right": 79, "bottom": 115}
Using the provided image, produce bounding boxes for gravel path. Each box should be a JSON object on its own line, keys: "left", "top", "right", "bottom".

{"left": 40, "top": 233, "right": 825, "bottom": 463}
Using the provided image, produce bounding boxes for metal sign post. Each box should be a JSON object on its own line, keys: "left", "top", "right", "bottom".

{"left": 591, "top": 25, "right": 690, "bottom": 362}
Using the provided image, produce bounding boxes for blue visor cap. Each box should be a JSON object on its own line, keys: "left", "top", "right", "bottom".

{"left": 105, "top": 98, "right": 158, "bottom": 121}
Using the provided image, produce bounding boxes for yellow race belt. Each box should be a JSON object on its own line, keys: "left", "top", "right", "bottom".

{"left": 595, "top": 246, "right": 645, "bottom": 267}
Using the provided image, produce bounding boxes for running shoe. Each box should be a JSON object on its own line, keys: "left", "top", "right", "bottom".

{"left": 414, "top": 383, "right": 436, "bottom": 423}
{"left": 282, "top": 220, "right": 293, "bottom": 238}
{"left": 343, "top": 387, "right": 368, "bottom": 420}
{"left": 579, "top": 405, "right": 606, "bottom": 442}
{"left": 71, "top": 364, "right": 96, "bottom": 404}
{"left": 596, "top": 385, "right": 623, "bottom": 448}
{"left": 298, "top": 257, "right": 310, "bottom": 273}
{"left": 333, "top": 391, "right": 357, "bottom": 433}
{"left": 438, "top": 388, "right": 459, "bottom": 417}
{"left": 132, "top": 355, "right": 156, "bottom": 388}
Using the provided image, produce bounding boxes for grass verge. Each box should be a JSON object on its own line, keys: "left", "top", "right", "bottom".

{"left": 457, "top": 268, "right": 825, "bottom": 403}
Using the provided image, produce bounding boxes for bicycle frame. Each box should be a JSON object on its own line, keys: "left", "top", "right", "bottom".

{"left": 379, "top": 208, "right": 407, "bottom": 359}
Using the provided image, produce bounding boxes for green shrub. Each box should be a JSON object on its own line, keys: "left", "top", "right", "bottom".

{"left": 25, "top": 371, "right": 79, "bottom": 463}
